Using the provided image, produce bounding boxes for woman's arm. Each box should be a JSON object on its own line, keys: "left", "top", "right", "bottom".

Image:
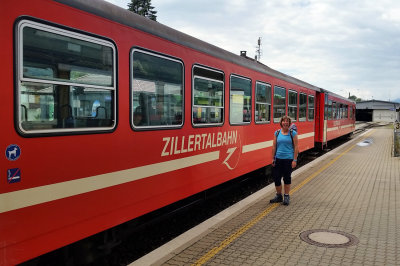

{"left": 292, "top": 134, "right": 299, "bottom": 168}
{"left": 272, "top": 133, "right": 277, "bottom": 166}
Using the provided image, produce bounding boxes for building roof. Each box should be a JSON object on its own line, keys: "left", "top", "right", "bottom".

{"left": 356, "top": 100, "right": 400, "bottom": 110}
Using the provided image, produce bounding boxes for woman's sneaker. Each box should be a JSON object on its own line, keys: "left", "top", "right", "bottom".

{"left": 283, "top": 194, "right": 290, "bottom": 205}
{"left": 270, "top": 193, "right": 283, "bottom": 203}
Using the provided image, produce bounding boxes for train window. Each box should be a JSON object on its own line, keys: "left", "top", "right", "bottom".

{"left": 308, "top": 95, "right": 314, "bottom": 121}
{"left": 339, "top": 104, "right": 343, "bottom": 119}
{"left": 349, "top": 106, "right": 353, "bottom": 120}
{"left": 332, "top": 102, "right": 337, "bottom": 119}
{"left": 230, "top": 75, "right": 252, "bottom": 124}
{"left": 340, "top": 104, "right": 344, "bottom": 119}
{"left": 255, "top": 81, "right": 271, "bottom": 123}
{"left": 192, "top": 66, "right": 224, "bottom": 126}
{"left": 336, "top": 103, "right": 339, "bottom": 119}
{"left": 324, "top": 95, "right": 329, "bottom": 120}
{"left": 131, "top": 50, "right": 183, "bottom": 129}
{"left": 288, "top": 90, "right": 298, "bottom": 121}
{"left": 273, "top": 86, "right": 286, "bottom": 123}
{"left": 342, "top": 104, "right": 346, "bottom": 119}
{"left": 17, "top": 20, "right": 116, "bottom": 134}
{"left": 328, "top": 100, "right": 333, "bottom": 120}
{"left": 299, "top": 93, "right": 307, "bottom": 121}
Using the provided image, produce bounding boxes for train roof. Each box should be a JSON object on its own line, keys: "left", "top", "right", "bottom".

{"left": 55, "top": 0, "right": 321, "bottom": 93}
{"left": 320, "top": 88, "right": 356, "bottom": 104}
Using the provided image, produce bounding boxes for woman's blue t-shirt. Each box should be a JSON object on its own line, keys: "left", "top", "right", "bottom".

{"left": 275, "top": 130, "right": 297, "bottom": 159}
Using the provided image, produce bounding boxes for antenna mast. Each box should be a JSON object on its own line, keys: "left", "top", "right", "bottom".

{"left": 255, "top": 37, "right": 262, "bottom": 61}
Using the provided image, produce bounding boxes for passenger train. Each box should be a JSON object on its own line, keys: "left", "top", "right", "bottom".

{"left": 0, "top": 0, "right": 355, "bottom": 264}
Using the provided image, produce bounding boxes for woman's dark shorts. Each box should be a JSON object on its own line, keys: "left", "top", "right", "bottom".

{"left": 273, "top": 158, "right": 293, "bottom": 186}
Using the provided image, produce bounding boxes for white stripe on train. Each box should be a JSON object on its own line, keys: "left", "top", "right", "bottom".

{"left": 0, "top": 132, "right": 315, "bottom": 213}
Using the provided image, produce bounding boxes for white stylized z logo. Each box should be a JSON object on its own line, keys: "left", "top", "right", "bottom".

{"left": 223, "top": 147, "right": 237, "bottom": 170}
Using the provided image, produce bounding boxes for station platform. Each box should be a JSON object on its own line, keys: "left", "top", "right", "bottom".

{"left": 131, "top": 126, "right": 399, "bottom": 266}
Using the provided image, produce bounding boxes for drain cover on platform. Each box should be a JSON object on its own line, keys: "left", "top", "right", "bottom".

{"left": 357, "top": 138, "right": 373, "bottom": 146}
{"left": 299, "top": 229, "right": 358, "bottom": 248}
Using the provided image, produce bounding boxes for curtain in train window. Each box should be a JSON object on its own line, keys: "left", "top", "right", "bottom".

{"left": 192, "top": 66, "right": 224, "bottom": 126}
{"left": 18, "top": 21, "right": 116, "bottom": 133}
{"left": 131, "top": 50, "right": 183, "bottom": 128}
{"left": 230, "top": 76, "right": 251, "bottom": 124}
{"left": 273, "top": 86, "right": 286, "bottom": 123}
{"left": 288, "top": 90, "right": 298, "bottom": 121}
{"left": 255, "top": 82, "right": 271, "bottom": 123}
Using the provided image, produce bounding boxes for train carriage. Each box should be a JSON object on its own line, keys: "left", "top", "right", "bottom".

{"left": 315, "top": 90, "right": 356, "bottom": 148}
{"left": 0, "top": 0, "right": 355, "bottom": 264}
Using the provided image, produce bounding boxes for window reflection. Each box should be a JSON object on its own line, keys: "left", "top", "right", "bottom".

{"left": 255, "top": 82, "right": 271, "bottom": 123}
{"left": 20, "top": 83, "right": 113, "bottom": 130}
{"left": 299, "top": 93, "right": 307, "bottom": 121}
{"left": 132, "top": 50, "right": 183, "bottom": 128}
{"left": 18, "top": 21, "right": 116, "bottom": 134}
{"left": 192, "top": 78, "right": 224, "bottom": 124}
{"left": 273, "top": 86, "right": 286, "bottom": 122}
{"left": 22, "top": 26, "right": 113, "bottom": 87}
{"left": 230, "top": 76, "right": 251, "bottom": 124}
{"left": 288, "top": 90, "right": 297, "bottom": 121}
{"left": 308, "top": 95, "right": 314, "bottom": 121}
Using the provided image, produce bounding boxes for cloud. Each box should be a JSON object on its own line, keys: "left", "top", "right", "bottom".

{"left": 107, "top": 0, "right": 400, "bottom": 102}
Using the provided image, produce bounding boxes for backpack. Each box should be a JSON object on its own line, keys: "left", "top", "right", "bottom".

{"left": 289, "top": 123, "right": 297, "bottom": 133}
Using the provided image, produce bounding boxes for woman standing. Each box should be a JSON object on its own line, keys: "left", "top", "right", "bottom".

{"left": 270, "top": 115, "right": 299, "bottom": 205}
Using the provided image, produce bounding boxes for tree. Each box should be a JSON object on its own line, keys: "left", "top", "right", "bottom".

{"left": 348, "top": 95, "right": 362, "bottom": 102}
{"left": 128, "top": 0, "right": 157, "bottom": 21}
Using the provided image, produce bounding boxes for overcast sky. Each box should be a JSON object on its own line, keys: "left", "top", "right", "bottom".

{"left": 105, "top": 0, "right": 400, "bottom": 102}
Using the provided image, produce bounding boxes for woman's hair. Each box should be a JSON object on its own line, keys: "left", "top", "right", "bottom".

{"left": 279, "top": 115, "right": 292, "bottom": 127}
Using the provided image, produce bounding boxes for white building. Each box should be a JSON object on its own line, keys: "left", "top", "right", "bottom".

{"left": 356, "top": 100, "right": 400, "bottom": 122}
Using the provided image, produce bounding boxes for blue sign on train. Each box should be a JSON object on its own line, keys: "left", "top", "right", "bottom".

{"left": 7, "top": 168, "right": 21, "bottom": 183}
{"left": 5, "top": 144, "right": 21, "bottom": 161}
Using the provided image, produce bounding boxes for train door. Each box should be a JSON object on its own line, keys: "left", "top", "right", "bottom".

{"left": 314, "top": 91, "right": 324, "bottom": 149}
{"left": 323, "top": 94, "right": 328, "bottom": 144}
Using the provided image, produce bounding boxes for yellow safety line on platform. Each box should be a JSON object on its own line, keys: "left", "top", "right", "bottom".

{"left": 193, "top": 130, "right": 374, "bottom": 266}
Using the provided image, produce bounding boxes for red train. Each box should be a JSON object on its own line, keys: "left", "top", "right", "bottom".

{"left": 0, "top": 0, "right": 355, "bottom": 264}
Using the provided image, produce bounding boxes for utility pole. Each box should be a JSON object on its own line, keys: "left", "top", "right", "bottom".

{"left": 255, "top": 37, "right": 262, "bottom": 61}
